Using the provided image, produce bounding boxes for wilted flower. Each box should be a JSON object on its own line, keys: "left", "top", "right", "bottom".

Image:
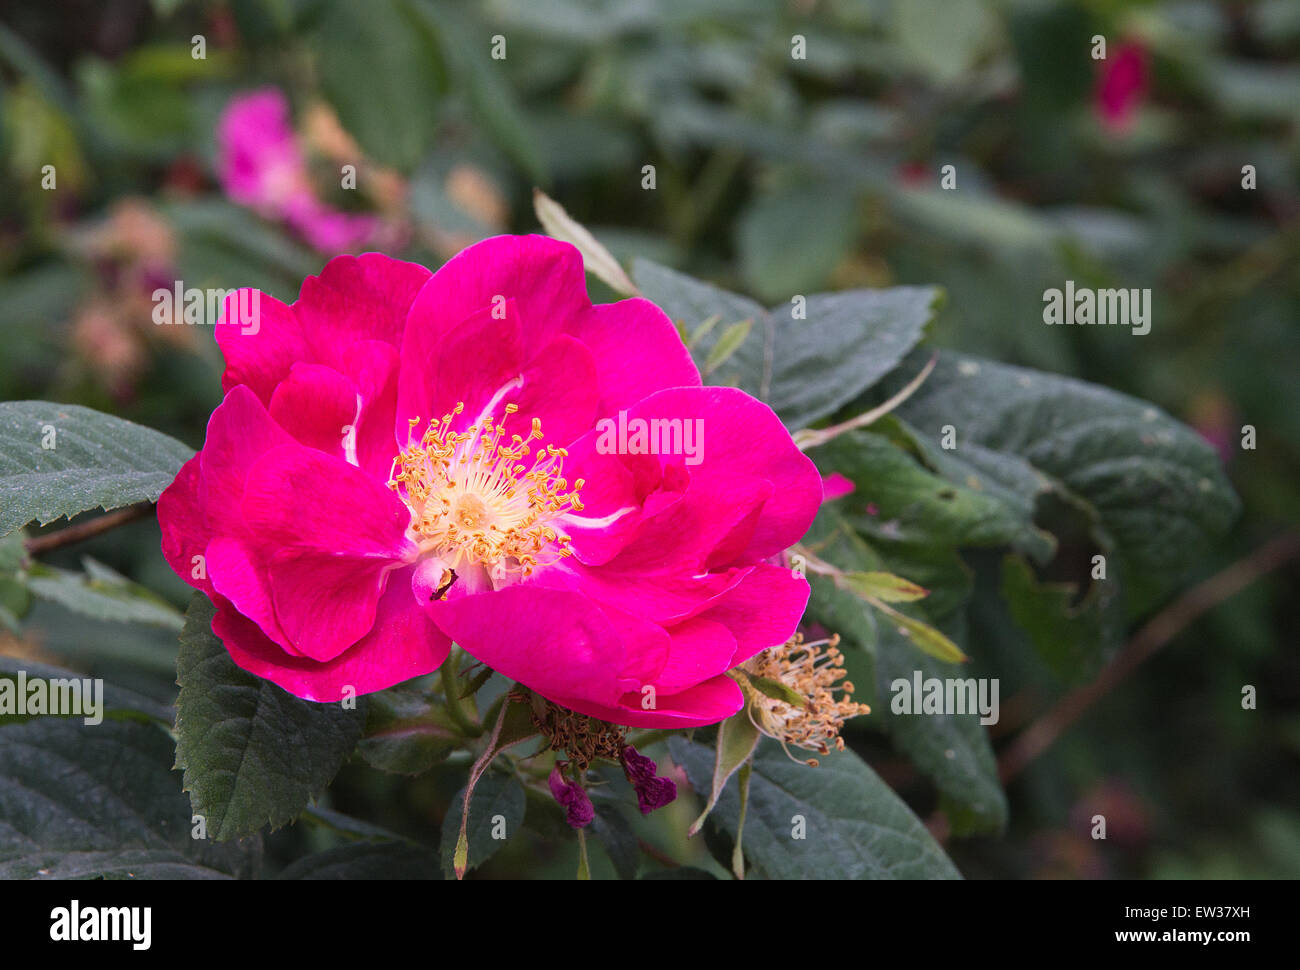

{"left": 549, "top": 764, "right": 595, "bottom": 829}
{"left": 159, "top": 236, "right": 820, "bottom": 726}
{"left": 742, "top": 633, "right": 871, "bottom": 765}
{"left": 620, "top": 745, "right": 677, "bottom": 814}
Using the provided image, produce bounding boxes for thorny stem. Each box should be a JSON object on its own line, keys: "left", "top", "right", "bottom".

{"left": 997, "top": 532, "right": 1300, "bottom": 785}
{"left": 22, "top": 502, "right": 154, "bottom": 556}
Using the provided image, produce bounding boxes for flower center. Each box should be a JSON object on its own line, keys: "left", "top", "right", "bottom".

{"left": 388, "top": 402, "right": 584, "bottom": 578}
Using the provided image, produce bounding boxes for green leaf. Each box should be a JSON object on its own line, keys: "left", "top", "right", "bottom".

{"left": 277, "top": 842, "right": 441, "bottom": 880}
{"left": 173, "top": 593, "right": 367, "bottom": 841}
{"left": 633, "top": 260, "right": 939, "bottom": 428}
{"left": 588, "top": 796, "right": 640, "bottom": 880}
{"left": 23, "top": 560, "right": 185, "bottom": 631}
{"left": 688, "top": 710, "right": 761, "bottom": 836}
{"left": 803, "top": 513, "right": 1007, "bottom": 834}
{"left": 439, "top": 771, "right": 526, "bottom": 878}
{"left": 357, "top": 684, "right": 461, "bottom": 775}
{"left": 1000, "top": 552, "right": 1124, "bottom": 682}
{"left": 670, "top": 737, "right": 960, "bottom": 879}
{"left": 0, "top": 401, "right": 194, "bottom": 538}
{"left": 869, "top": 597, "right": 967, "bottom": 664}
{"left": 891, "top": 351, "right": 1241, "bottom": 612}
{"left": 702, "top": 318, "right": 754, "bottom": 376}
{"left": 843, "top": 570, "right": 931, "bottom": 603}
{"left": 313, "top": 0, "right": 443, "bottom": 169}
{"left": 0, "top": 716, "right": 246, "bottom": 879}
{"left": 818, "top": 426, "right": 1054, "bottom": 562}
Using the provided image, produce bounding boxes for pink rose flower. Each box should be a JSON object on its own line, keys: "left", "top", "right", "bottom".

{"left": 216, "top": 88, "right": 379, "bottom": 253}
{"left": 159, "top": 237, "right": 820, "bottom": 727}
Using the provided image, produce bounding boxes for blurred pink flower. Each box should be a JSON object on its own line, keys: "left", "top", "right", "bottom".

{"left": 216, "top": 88, "right": 379, "bottom": 252}
{"left": 1095, "top": 41, "right": 1149, "bottom": 131}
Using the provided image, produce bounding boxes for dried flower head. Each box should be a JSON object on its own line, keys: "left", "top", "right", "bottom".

{"left": 742, "top": 633, "right": 871, "bottom": 766}
{"left": 531, "top": 697, "right": 627, "bottom": 772}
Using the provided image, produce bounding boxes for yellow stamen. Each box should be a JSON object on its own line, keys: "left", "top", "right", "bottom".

{"left": 387, "top": 402, "right": 584, "bottom": 578}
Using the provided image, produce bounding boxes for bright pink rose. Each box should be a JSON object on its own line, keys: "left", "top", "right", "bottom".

{"left": 159, "top": 236, "right": 820, "bottom": 727}
{"left": 216, "top": 88, "right": 378, "bottom": 253}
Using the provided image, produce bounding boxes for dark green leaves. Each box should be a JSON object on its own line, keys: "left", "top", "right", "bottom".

{"left": 0, "top": 401, "right": 194, "bottom": 537}
{"left": 439, "top": 771, "right": 526, "bottom": 878}
{"left": 634, "top": 260, "right": 938, "bottom": 429}
{"left": 671, "top": 737, "right": 960, "bottom": 879}
{"left": 173, "top": 594, "right": 366, "bottom": 841}
{"left": 892, "top": 351, "right": 1240, "bottom": 612}
{"left": 0, "top": 716, "right": 240, "bottom": 879}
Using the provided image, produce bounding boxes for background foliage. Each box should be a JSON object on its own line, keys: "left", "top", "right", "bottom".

{"left": 1, "top": 0, "right": 1296, "bottom": 879}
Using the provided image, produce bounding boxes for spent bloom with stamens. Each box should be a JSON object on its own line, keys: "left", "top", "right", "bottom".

{"left": 158, "top": 235, "right": 820, "bottom": 725}
{"left": 743, "top": 633, "right": 871, "bottom": 765}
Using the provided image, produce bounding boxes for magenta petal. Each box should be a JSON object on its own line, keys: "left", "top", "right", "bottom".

{"left": 158, "top": 455, "right": 214, "bottom": 596}
{"left": 216, "top": 292, "right": 308, "bottom": 406}
{"left": 267, "top": 548, "right": 398, "bottom": 661}
{"left": 240, "top": 444, "right": 415, "bottom": 558}
{"left": 426, "top": 585, "right": 647, "bottom": 708}
{"left": 508, "top": 335, "right": 599, "bottom": 449}
{"left": 205, "top": 535, "right": 298, "bottom": 654}
{"left": 403, "top": 235, "right": 589, "bottom": 362}
{"left": 821, "top": 472, "right": 854, "bottom": 502}
{"left": 198, "top": 385, "right": 296, "bottom": 534}
{"left": 541, "top": 561, "right": 753, "bottom": 628}
{"left": 268, "top": 362, "right": 360, "bottom": 461}
{"left": 566, "top": 299, "right": 701, "bottom": 416}
{"left": 336, "top": 339, "right": 400, "bottom": 479}
{"left": 396, "top": 299, "right": 525, "bottom": 441}
{"left": 617, "top": 386, "right": 822, "bottom": 562}
{"left": 697, "top": 561, "right": 809, "bottom": 665}
{"left": 211, "top": 568, "right": 451, "bottom": 702}
{"left": 552, "top": 673, "right": 744, "bottom": 729}
{"left": 296, "top": 252, "right": 431, "bottom": 355}
{"left": 653, "top": 616, "right": 738, "bottom": 695}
